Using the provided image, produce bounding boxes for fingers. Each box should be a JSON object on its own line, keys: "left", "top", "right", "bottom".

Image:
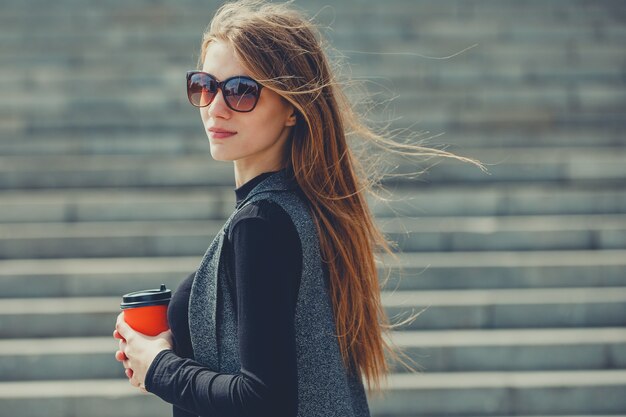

{"left": 117, "top": 339, "right": 132, "bottom": 373}
{"left": 160, "top": 329, "right": 174, "bottom": 345}
{"left": 127, "top": 371, "right": 146, "bottom": 393}
{"left": 115, "top": 312, "right": 135, "bottom": 342}
{"left": 113, "top": 312, "right": 124, "bottom": 339}
{"left": 118, "top": 337, "right": 126, "bottom": 352}
{"left": 114, "top": 312, "right": 140, "bottom": 386}
{"left": 115, "top": 350, "right": 128, "bottom": 362}
{"left": 113, "top": 313, "right": 126, "bottom": 348}
{"left": 115, "top": 312, "right": 124, "bottom": 330}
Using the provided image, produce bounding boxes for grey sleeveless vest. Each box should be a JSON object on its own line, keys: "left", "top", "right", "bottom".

{"left": 188, "top": 169, "right": 371, "bottom": 417}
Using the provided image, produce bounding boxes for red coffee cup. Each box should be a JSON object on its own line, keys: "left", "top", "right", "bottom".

{"left": 120, "top": 284, "right": 171, "bottom": 336}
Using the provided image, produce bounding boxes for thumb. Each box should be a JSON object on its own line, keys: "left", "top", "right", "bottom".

{"left": 116, "top": 317, "right": 135, "bottom": 340}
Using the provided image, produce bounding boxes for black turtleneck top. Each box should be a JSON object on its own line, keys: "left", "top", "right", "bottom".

{"left": 145, "top": 170, "right": 302, "bottom": 417}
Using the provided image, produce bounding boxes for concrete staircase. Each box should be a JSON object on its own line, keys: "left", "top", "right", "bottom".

{"left": 1, "top": 0, "right": 625, "bottom": 416}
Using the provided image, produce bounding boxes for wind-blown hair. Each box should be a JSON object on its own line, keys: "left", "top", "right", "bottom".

{"left": 197, "top": 0, "right": 484, "bottom": 396}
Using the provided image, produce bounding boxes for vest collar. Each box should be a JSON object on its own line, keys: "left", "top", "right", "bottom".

{"left": 235, "top": 168, "right": 298, "bottom": 209}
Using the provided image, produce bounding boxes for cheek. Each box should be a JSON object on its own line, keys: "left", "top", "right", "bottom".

{"left": 199, "top": 108, "right": 209, "bottom": 126}
{"left": 248, "top": 99, "right": 291, "bottom": 135}
{"left": 249, "top": 115, "right": 288, "bottom": 145}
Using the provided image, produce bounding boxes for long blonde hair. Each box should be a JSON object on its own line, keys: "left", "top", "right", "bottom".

{"left": 197, "top": 0, "right": 485, "bottom": 396}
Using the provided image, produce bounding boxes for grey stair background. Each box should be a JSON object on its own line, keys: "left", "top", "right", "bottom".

{"left": 0, "top": 0, "right": 625, "bottom": 416}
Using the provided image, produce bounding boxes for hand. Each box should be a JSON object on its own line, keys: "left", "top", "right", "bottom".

{"left": 113, "top": 312, "right": 173, "bottom": 393}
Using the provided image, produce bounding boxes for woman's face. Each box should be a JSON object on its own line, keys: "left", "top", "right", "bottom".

{"left": 199, "top": 40, "right": 296, "bottom": 171}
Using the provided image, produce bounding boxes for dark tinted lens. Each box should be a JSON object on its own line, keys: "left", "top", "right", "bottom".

{"left": 187, "top": 73, "right": 217, "bottom": 107}
{"left": 223, "top": 77, "right": 260, "bottom": 111}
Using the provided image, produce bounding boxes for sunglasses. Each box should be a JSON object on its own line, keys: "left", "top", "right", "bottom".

{"left": 186, "top": 71, "right": 263, "bottom": 112}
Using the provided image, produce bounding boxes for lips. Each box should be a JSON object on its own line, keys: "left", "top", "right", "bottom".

{"left": 208, "top": 127, "right": 237, "bottom": 139}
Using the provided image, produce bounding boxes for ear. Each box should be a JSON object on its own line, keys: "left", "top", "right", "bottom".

{"left": 285, "top": 107, "right": 297, "bottom": 127}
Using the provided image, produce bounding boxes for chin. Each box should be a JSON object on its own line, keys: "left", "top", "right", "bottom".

{"left": 209, "top": 152, "right": 234, "bottom": 162}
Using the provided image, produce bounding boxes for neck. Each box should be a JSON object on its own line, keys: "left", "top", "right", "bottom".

{"left": 233, "top": 160, "right": 285, "bottom": 188}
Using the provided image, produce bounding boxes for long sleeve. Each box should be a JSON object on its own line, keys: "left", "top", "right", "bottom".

{"left": 146, "top": 201, "right": 302, "bottom": 417}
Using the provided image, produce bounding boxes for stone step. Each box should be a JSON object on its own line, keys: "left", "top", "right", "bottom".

{"left": 1, "top": 250, "right": 625, "bottom": 298}
{"left": 1, "top": 65, "right": 622, "bottom": 103}
{"left": 0, "top": 6, "right": 619, "bottom": 24}
{"left": 370, "top": 370, "right": 626, "bottom": 416}
{"left": 382, "top": 287, "right": 626, "bottom": 330}
{"left": 1, "top": 4, "right": 620, "bottom": 28}
{"left": 381, "top": 249, "right": 626, "bottom": 290}
{"left": 0, "top": 17, "right": 622, "bottom": 50}
{"left": 1, "top": 328, "right": 624, "bottom": 381}
{"left": 2, "top": 62, "right": 623, "bottom": 94}
{"left": 0, "top": 85, "right": 612, "bottom": 117}
{"left": 2, "top": 107, "right": 622, "bottom": 144}
{"left": 8, "top": 84, "right": 618, "bottom": 114}
{"left": 3, "top": 108, "right": 622, "bottom": 141}
{"left": 0, "top": 76, "right": 608, "bottom": 100}
{"left": 1, "top": 183, "right": 626, "bottom": 224}
{"left": 0, "top": 0, "right": 621, "bottom": 12}
{"left": 0, "top": 39, "right": 623, "bottom": 72}
{"left": 0, "top": 220, "right": 222, "bottom": 259}
{"left": 0, "top": 133, "right": 204, "bottom": 156}
{"left": 0, "top": 256, "right": 198, "bottom": 298}
{"left": 3, "top": 100, "right": 623, "bottom": 135}
{"left": 0, "top": 75, "right": 624, "bottom": 109}
{"left": 0, "top": 370, "right": 625, "bottom": 416}
{"left": 392, "top": 328, "right": 626, "bottom": 372}
{"left": 0, "top": 187, "right": 233, "bottom": 223}
{"left": 1, "top": 148, "right": 626, "bottom": 189}
{"left": 0, "top": 379, "right": 170, "bottom": 417}
{"left": 2, "top": 214, "right": 626, "bottom": 259}
{"left": 3, "top": 101, "right": 621, "bottom": 133}
{"left": 2, "top": 128, "right": 624, "bottom": 157}
{"left": 383, "top": 213, "right": 626, "bottom": 252}
{"left": 1, "top": 287, "right": 624, "bottom": 338}
{"left": 370, "top": 185, "right": 626, "bottom": 218}
{"left": 0, "top": 337, "right": 122, "bottom": 381}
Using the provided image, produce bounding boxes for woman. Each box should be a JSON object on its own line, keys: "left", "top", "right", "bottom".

{"left": 113, "top": 1, "right": 483, "bottom": 416}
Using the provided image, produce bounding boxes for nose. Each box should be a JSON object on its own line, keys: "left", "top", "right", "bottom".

{"left": 202, "top": 88, "right": 231, "bottom": 119}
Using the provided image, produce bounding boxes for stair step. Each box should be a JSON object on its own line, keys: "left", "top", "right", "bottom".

{"left": 0, "top": 370, "right": 625, "bottom": 416}
{"left": 1, "top": 183, "right": 626, "bottom": 223}
{"left": 1, "top": 250, "right": 625, "bottom": 297}
{"left": 0, "top": 379, "right": 169, "bottom": 417}
{"left": 372, "top": 185, "right": 626, "bottom": 218}
{"left": 370, "top": 370, "right": 626, "bottom": 416}
{"left": 0, "top": 220, "right": 222, "bottom": 259}
{"left": 0, "top": 256, "right": 197, "bottom": 298}
{"left": 1, "top": 65, "right": 621, "bottom": 97}
{"left": 1, "top": 148, "right": 625, "bottom": 189}
{"left": 1, "top": 328, "right": 624, "bottom": 380}
{"left": 3, "top": 108, "right": 620, "bottom": 141}
{"left": 382, "top": 249, "right": 626, "bottom": 290}
{"left": 1, "top": 63, "right": 623, "bottom": 93}
{"left": 1, "top": 288, "right": 624, "bottom": 337}
{"left": 392, "top": 328, "right": 626, "bottom": 372}
{"left": 381, "top": 288, "right": 626, "bottom": 330}
{"left": 0, "top": 337, "right": 121, "bottom": 381}
{"left": 1, "top": 25, "right": 623, "bottom": 52}
{"left": 383, "top": 213, "right": 626, "bottom": 252}
{"left": 3, "top": 44, "right": 622, "bottom": 79}
{"left": 3, "top": 84, "right": 607, "bottom": 110}
{"left": 2, "top": 214, "right": 625, "bottom": 259}
{"left": 0, "top": 134, "right": 203, "bottom": 156}
{"left": 2, "top": 129, "right": 626, "bottom": 157}
{"left": 0, "top": 187, "right": 233, "bottom": 223}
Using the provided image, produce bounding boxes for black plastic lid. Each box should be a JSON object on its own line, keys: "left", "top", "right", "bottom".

{"left": 120, "top": 284, "right": 172, "bottom": 309}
